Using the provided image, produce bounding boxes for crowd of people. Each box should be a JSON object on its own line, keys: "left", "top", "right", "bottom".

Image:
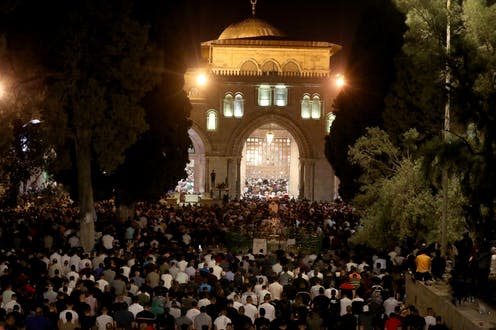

{"left": 243, "top": 178, "right": 289, "bottom": 200}
{"left": 0, "top": 195, "right": 479, "bottom": 329}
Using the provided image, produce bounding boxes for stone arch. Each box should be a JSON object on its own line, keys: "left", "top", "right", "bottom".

{"left": 260, "top": 59, "right": 281, "bottom": 73}
{"left": 282, "top": 60, "right": 301, "bottom": 73}
{"left": 189, "top": 121, "right": 212, "bottom": 154}
{"left": 185, "top": 122, "right": 212, "bottom": 194}
{"left": 239, "top": 59, "right": 259, "bottom": 72}
{"left": 227, "top": 113, "right": 313, "bottom": 159}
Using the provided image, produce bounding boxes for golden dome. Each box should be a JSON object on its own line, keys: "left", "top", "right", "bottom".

{"left": 218, "top": 18, "right": 284, "bottom": 40}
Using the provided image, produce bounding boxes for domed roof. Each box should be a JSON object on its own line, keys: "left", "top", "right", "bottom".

{"left": 218, "top": 18, "right": 284, "bottom": 40}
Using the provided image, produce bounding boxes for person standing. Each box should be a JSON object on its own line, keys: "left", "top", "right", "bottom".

{"left": 415, "top": 249, "right": 432, "bottom": 282}
{"left": 194, "top": 306, "right": 212, "bottom": 330}
{"left": 96, "top": 307, "right": 114, "bottom": 330}
{"left": 213, "top": 309, "right": 231, "bottom": 330}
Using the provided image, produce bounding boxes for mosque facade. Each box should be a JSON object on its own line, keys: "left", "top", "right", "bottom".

{"left": 183, "top": 16, "right": 343, "bottom": 201}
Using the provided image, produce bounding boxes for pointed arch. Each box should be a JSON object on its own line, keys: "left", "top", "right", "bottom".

{"left": 226, "top": 113, "right": 313, "bottom": 159}
{"left": 239, "top": 59, "right": 259, "bottom": 72}
{"left": 282, "top": 60, "right": 301, "bottom": 73}
{"left": 260, "top": 59, "right": 281, "bottom": 73}
{"left": 223, "top": 93, "right": 234, "bottom": 117}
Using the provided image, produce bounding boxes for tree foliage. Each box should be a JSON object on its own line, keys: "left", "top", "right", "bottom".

{"left": 350, "top": 128, "right": 465, "bottom": 249}
{"left": 37, "top": 0, "right": 160, "bottom": 251}
{"left": 386, "top": 0, "right": 496, "bottom": 245}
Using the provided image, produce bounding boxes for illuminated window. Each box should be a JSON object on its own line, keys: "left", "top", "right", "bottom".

{"left": 234, "top": 93, "right": 244, "bottom": 118}
{"left": 311, "top": 95, "right": 321, "bottom": 119}
{"left": 274, "top": 85, "right": 287, "bottom": 106}
{"left": 206, "top": 110, "right": 217, "bottom": 131}
{"left": 258, "top": 85, "right": 272, "bottom": 106}
{"left": 301, "top": 94, "right": 311, "bottom": 119}
{"left": 223, "top": 93, "right": 233, "bottom": 117}
{"left": 326, "top": 112, "right": 336, "bottom": 133}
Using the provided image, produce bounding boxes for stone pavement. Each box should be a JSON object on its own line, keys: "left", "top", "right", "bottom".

{"left": 406, "top": 276, "right": 496, "bottom": 329}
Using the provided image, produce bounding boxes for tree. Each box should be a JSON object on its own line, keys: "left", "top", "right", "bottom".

{"left": 113, "top": 77, "right": 192, "bottom": 208}
{"left": 99, "top": 1, "right": 193, "bottom": 214}
{"left": 349, "top": 128, "right": 465, "bottom": 249}
{"left": 41, "top": 0, "right": 159, "bottom": 251}
{"left": 386, "top": 0, "right": 496, "bottom": 245}
{"left": 325, "top": 0, "right": 406, "bottom": 200}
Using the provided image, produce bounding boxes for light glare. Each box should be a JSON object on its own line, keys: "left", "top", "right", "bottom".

{"left": 336, "top": 74, "right": 345, "bottom": 88}
{"left": 196, "top": 73, "right": 207, "bottom": 86}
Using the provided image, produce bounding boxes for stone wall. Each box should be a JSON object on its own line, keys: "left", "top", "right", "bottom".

{"left": 406, "top": 277, "right": 496, "bottom": 329}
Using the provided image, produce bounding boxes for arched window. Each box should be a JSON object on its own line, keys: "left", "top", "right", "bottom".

{"left": 234, "top": 93, "right": 244, "bottom": 118}
{"left": 301, "top": 94, "right": 311, "bottom": 119}
{"left": 274, "top": 85, "right": 287, "bottom": 106}
{"left": 326, "top": 112, "right": 336, "bottom": 133}
{"left": 223, "top": 93, "right": 233, "bottom": 117}
{"left": 206, "top": 110, "right": 217, "bottom": 131}
{"left": 311, "top": 95, "right": 321, "bottom": 119}
{"left": 258, "top": 85, "right": 272, "bottom": 106}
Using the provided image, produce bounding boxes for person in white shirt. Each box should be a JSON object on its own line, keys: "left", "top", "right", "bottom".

{"left": 198, "top": 293, "right": 211, "bottom": 309}
{"left": 213, "top": 309, "right": 231, "bottom": 330}
{"left": 161, "top": 271, "right": 173, "bottom": 289}
{"left": 383, "top": 292, "right": 401, "bottom": 317}
{"left": 258, "top": 294, "right": 276, "bottom": 322}
{"left": 345, "top": 259, "right": 358, "bottom": 273}
{"left": 66, "top": 265, "right": 80, "bottom": 282}
{"left": 339, "top": 293, "right": 352, "bottom": 316}
{"left": 59, "top": 302, "right": 79, "bottom": 323}
{"left": 175, "top": 270, "right": 189, "bottom": 285}
{"left": 424, "top": 307, "right": 436, "bottom": 330}
{"left": 268, "top": 278, "right": 283, "bottom": 301}
{"left": 272, "top": 262, "right": 282, "bottom": 275}
{"left": 3, "top": 294, "right": 22, "bottom": 313}
{"left": 177, "top": 258, "right": 188, "bottom": 272}
{"left": 101, "top": 233, "right": 114, "bottom": 251}
{"left": 1, "top": 284, "right": 15, "bottom": 306}
{"left": 50, "top": 251, "right": 62, "bottom": 266}
{"left": 232, "top": 294, "right": 243, "bottom": 310}
{"left": 185, "top": 301, "right": 201, "bottom": 323}
{"left": 69, "top": 253, "right": 81, "bottom": 272}
{"left": 358, "top": 259, "right": 370, "bottom": 273}
{"left": 257, "top": 285, "right": 270, "bottom": 306}
{"left": 241, "top": 286, "right": 258, "bottom": 305}
{"left": 128, "top": 297, "right": 144, "bottom": 318}
{"left": 243, "top": 296, "right": 257, "bottom": 323}
{"left": 96, "top": 278, "right": 109, "bottom": 292}
{"left": 96, "top": 307, "right": 114, "bottom": 330}
{"left": 310, "top": 281, "right": 324, "bottom": 300}
{"left": 211, "top": 263, "right": 223, "bottom": 280}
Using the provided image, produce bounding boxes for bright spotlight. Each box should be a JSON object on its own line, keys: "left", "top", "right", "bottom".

{"left": 335, "top": 74, "right": 345, "bottom": 88}
{"left": 0, "top": 82, "right": 5, "bottom": 99}
{"left": 196, "top": 73, "right": 207, "bottom": 86}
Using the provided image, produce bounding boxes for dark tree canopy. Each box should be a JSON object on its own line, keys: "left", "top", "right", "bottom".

{"left": 325, "top": 0, "right": 406, "bottom": 200}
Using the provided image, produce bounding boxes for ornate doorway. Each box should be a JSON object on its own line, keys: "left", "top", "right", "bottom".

{"left": 240, "top": 123, "right": 299, "bottom": 199}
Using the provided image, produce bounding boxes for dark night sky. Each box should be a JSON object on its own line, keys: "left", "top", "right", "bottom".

{"left": 178, "top": 0, "right": 370, "bottom": 70}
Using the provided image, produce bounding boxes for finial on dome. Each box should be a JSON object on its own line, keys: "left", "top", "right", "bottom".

{"left": 251, "top": 0, "right": 257, "bottom": 17}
